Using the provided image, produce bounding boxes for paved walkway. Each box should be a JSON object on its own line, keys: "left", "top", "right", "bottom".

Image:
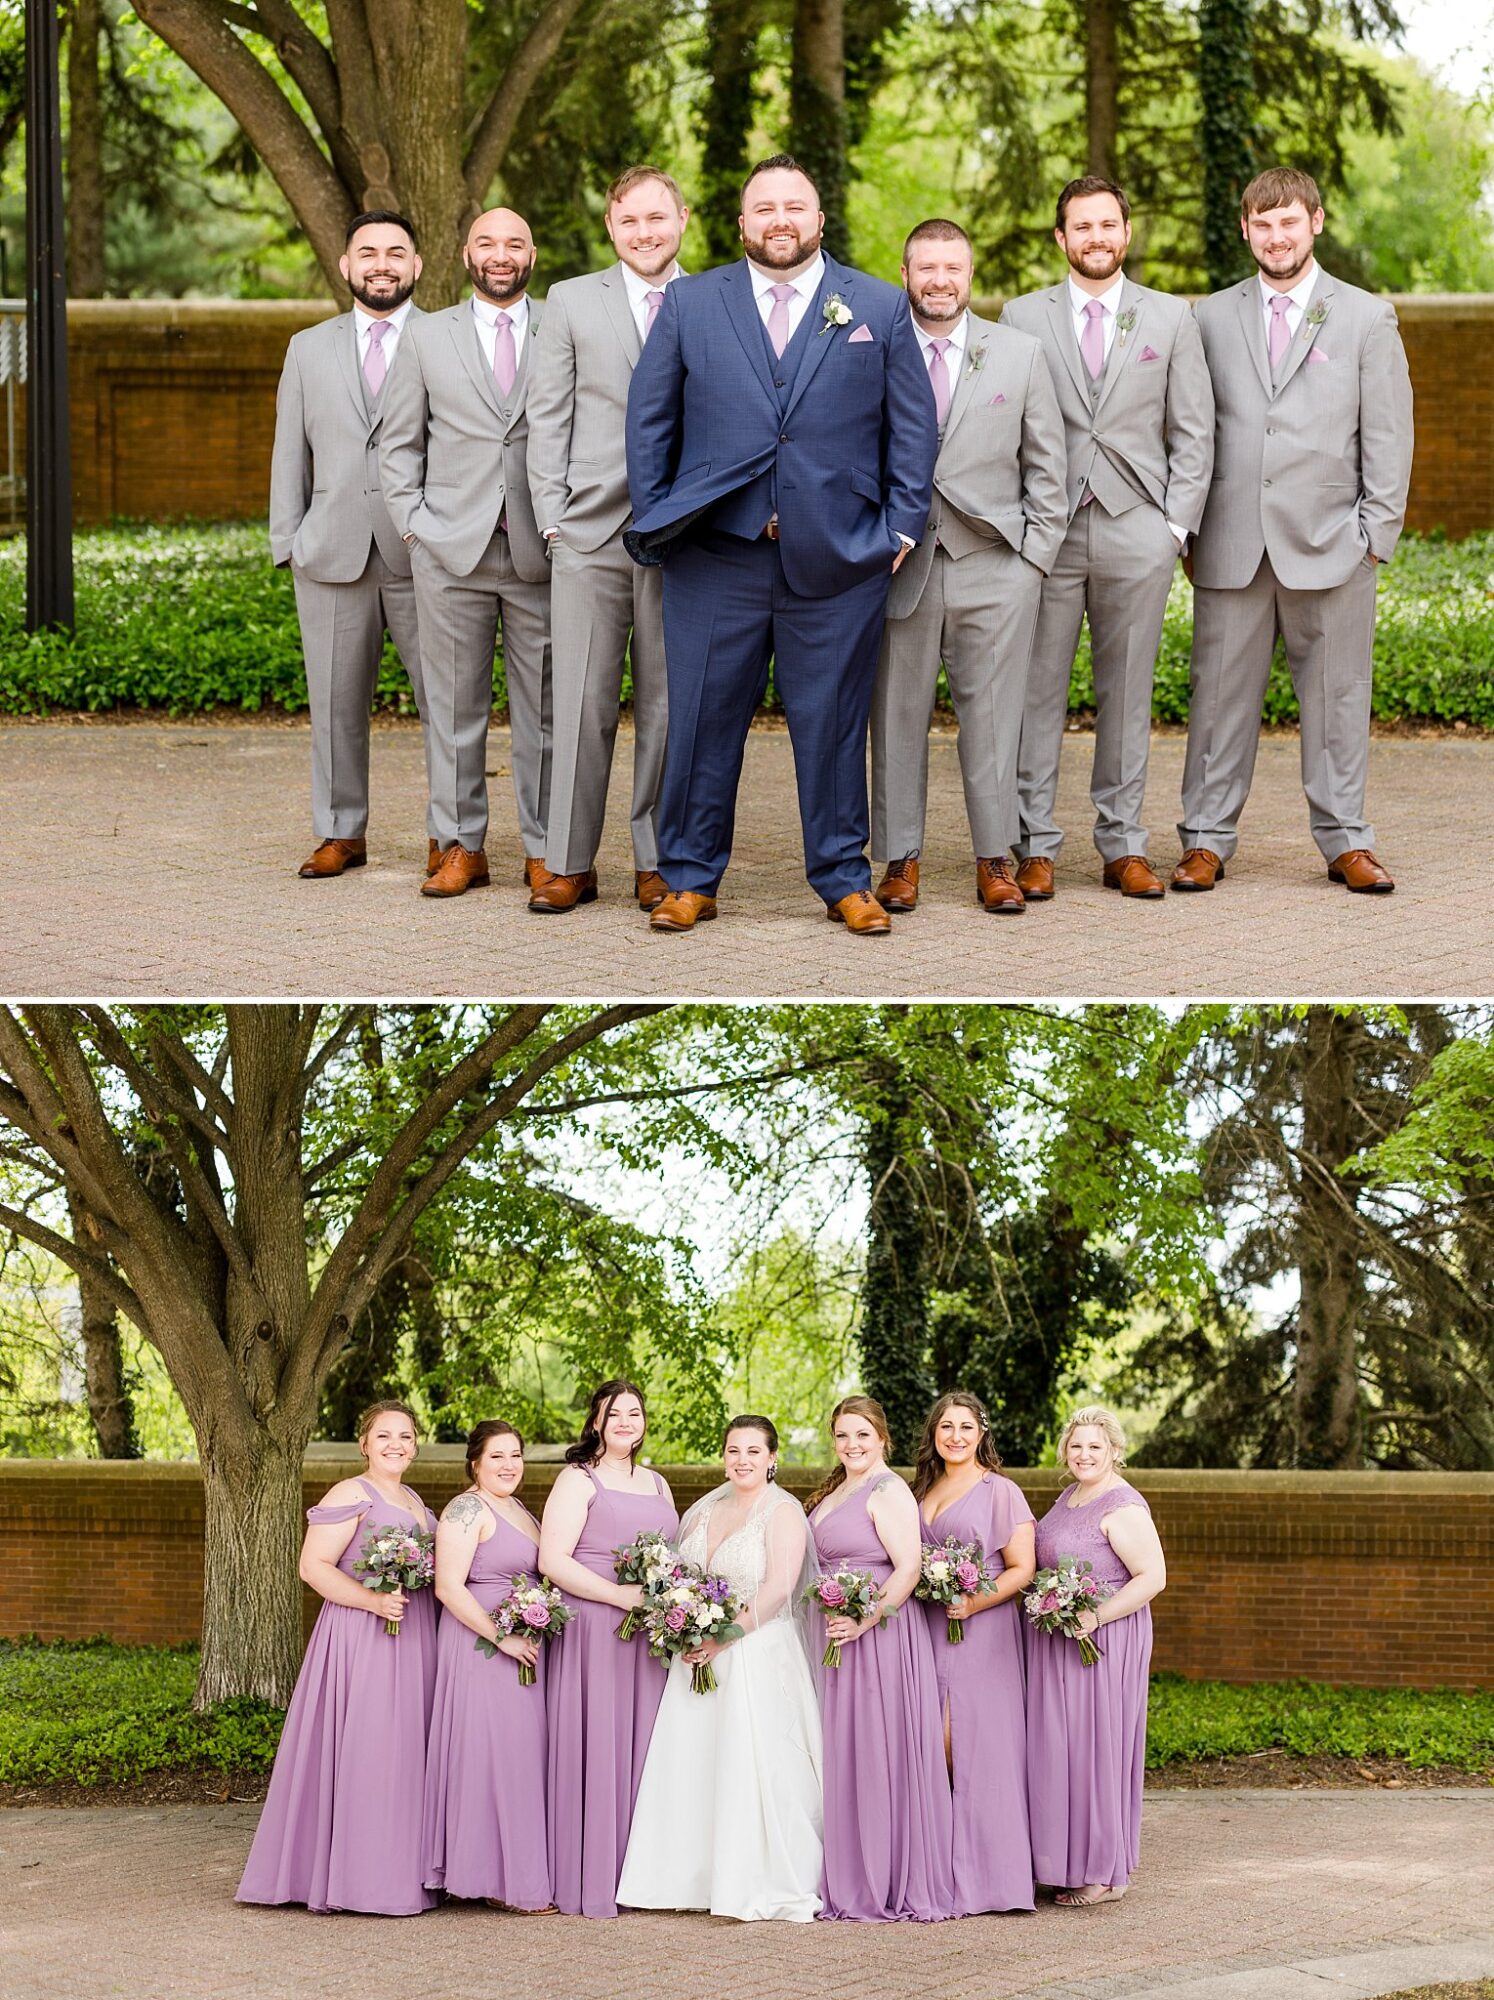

{"left": 3, "top": 1792, "right": 1492, "bottom": 2000}
{"left": 4, "top": 718, "right": 1491, "bottom": 997}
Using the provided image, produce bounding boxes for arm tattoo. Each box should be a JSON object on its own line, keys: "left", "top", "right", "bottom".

{"left": 442, "top": 1493, "right": 485, "bottom": 1528}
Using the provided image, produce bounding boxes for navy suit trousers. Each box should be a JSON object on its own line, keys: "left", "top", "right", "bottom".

{"left": 659, "top": 527, "right": 892, "bottom": 903}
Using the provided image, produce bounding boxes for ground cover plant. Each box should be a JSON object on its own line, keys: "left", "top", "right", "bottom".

{"left": 0, "top": 524, "right": 1489, "bottom": 726}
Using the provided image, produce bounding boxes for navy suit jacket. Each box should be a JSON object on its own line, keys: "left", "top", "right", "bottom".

{"left": 624, "top": 255, "right": 939, "bottom": 598}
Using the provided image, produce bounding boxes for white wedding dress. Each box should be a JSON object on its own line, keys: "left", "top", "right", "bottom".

{"left": 617, "top": 1483, "right": 824, "bottom": 1921}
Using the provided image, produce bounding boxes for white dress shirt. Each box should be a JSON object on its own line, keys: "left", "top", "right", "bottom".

{"left": 746, "top": 254, "right": 826, "bottom": 344}
{"left": 354, "top": 297, "right": 413, "bottom": 370}
{"left": 1067, "top": 272, "right": 1125, "bottom": 366}
{"left": 620, "top": 259, "right": 684, "bottom": 343}
{"left": 1257, "top": 259, "right": 1319, "bottom": 347}
{"left": 470, "top": 291, "right": 530, "bottom": 376}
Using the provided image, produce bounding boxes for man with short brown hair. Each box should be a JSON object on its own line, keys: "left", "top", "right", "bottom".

{"left": 1176, "top": 165, "right": 1413, "bottom": 894}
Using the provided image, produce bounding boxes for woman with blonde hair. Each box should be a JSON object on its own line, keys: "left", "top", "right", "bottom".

{"left": 1025, "top": 1405, "right": 1166, "bottom": 1907}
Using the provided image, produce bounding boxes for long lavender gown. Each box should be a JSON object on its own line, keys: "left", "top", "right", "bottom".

{"left": 422, "top": 1498, "right": 553, "bottom": 1908}
{"left": 237, "top": 1478, "right": 438, "bottom": 1916}
{"left": 920, "top": 1471, "right": 1037, "bottom": 1913}
{"left": 545, "top": 1464, "right": 677, "bottom": 1918}
{"left": 1026, "top": 1478, "right": 1154, "bottom": 1890}
{"left": 809, "top": 1474, "right": 955, "bottom": 1922}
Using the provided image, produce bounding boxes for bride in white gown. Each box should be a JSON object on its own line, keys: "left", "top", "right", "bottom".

{"left": 618, "top": 1414, "right": 824, "bottom": 1921}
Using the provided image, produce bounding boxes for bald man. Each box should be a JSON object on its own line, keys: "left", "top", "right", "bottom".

{"left": 381, "top": 208, "right": 552, "bottom": 896}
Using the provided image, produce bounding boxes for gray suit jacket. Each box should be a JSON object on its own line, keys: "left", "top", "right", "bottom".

{"left": 888, "top": 314, "right": 1069, "bottom": 619}
{"left": 526, "top": 264, "right": 649, "bottom": 553}
{"left": 379, "top": 299, "right": 548, "bottom": 582}
{"left": 1191, "top": 266, "right": 1414, "bottom": 591}
{"left": 1001, "top": 277, "right": 1214, "bottom": 533}
{"left": 269, "top": 308, "right": 422, "bottom": 582}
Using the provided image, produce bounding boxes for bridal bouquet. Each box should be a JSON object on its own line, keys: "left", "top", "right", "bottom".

{"left": 477, "top": 1574, "right": 573, "bottom": 1684}
{"left": 643, "top": 1571, "right": 745, "bottom": 1694}
{"left": 612, "top": 1529, "right": 693, "bottom": 1641}
{"left": 804, "top": 1567, "right": 883, "bottom": 1668}
{"left": 1023, "top": 1556, "right": 1114, "bottom": 1666}
{"left": 351, "top": 1522, "right": 436, "bottom": 1636}
{"left": 915, "top": 1536, "right": 999, "bottom": 1643}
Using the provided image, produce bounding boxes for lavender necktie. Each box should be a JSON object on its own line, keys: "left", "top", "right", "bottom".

{"left": 493, "top": 310, "right": 516, "bottom": 396}
{"left": 1080, "top": 297, "right": 1106, "bottom": 381}
{"left": 1268, "top": 293, "right": 1293, "bottom": 374}
{"left": 926, "top": 337, "right": 953, "bottom": 425}
{"left": 363, "top": 319, "right": 390, "bottom": 396}
{"left": 767, "top": 283, "right": 796, "bottom": 358}
{"left": 644, "top": 289, "right": 665, "bottom": 341}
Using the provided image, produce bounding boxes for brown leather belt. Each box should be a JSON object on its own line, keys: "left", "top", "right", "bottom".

{"left": 762, "top": 515, "right": 780, "bottom": 541}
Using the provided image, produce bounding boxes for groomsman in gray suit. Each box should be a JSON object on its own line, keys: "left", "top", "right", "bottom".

{"left": 270, "top": 212, "right": 427, "bottom": 879}
{"left": 524, "top": 165, "right": 686, "bottom": 914}
{"left": 871, "top": 218, "right": 1068, "bottom": 915}
{"left": 1003, "top": 178, "right": 1214, "bottom": 899}
{"left": 1176, "top": 166, "right": 1413, "bottom": 894}
{"left": 381, "top": 208, "right": 552, "bottom": 899}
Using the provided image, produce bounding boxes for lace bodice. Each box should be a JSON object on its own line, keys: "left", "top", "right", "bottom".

{"left": 679, "top": 1490, "right": 808, "bottom": 1630}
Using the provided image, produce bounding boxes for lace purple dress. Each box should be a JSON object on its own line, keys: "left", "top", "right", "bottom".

{"left": 1025, "top": 1478, "right": 1154, "bottom": 1890}
{"left": 237, "top": 1477, "right": 438, "bottom": 1915}
{"left": 545, "top": 1464, "right": 678, "bottom": 1917}
{"left": 422, "top": 1497, "right": 553, "bottom": 1908}
{"left": 809, "top": 1474, "right": 955, "bottom": 1922}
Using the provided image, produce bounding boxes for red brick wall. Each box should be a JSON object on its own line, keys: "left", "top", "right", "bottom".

{"left": 2, "top": 1459, "right": 1489, "bottom": 1688}
{"left": 6, "top": 294, "right": 1492, "bottom": 535}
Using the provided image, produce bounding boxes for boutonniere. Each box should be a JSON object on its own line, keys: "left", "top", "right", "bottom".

{"left": 820, "top": 293, "right": 852, "bottom": 335}
{"left": 1303, "top": 299, "right": 1331, "bottom": 337}
{"left": 1115, "top": 306, "right": 1138, "bottom": 349}
{"left": 965, "top": 345, "right": 987, "bottom": 379}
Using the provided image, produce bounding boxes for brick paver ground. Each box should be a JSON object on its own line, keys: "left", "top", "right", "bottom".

{"left": 3, "top": 718, "right": 1491, "bottom": 997}
{"left": 3, "top": 1792, "right": 1492, "bottom": 2000}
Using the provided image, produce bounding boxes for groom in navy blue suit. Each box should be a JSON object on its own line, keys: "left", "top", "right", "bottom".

{"left": 625, "top": 154, "right": 939, "bottom": 935}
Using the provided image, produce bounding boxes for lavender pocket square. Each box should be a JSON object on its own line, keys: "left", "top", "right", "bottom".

{"left": 1138, "top": 345, "right": 1161, "bottom": 362}
{"left": 847, "top": 323, "right": 874, "bottom": 344}
{"left": 1307, "top": 345, "right": 1330, "bottom": 364}
{"left": 989, "top": 392, "right": 1007, "bottom": 405}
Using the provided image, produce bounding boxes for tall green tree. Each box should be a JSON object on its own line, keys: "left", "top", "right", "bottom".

{"left": 1198, "top": 0, "right": 1255, "bottom": 286}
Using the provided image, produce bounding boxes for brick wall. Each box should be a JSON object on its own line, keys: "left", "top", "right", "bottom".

{"left": 2, "top": 1458, "right": 1490, "bottom": 1689}
{"left": 7, "top": 294, "right": 1493, "bottom": 534}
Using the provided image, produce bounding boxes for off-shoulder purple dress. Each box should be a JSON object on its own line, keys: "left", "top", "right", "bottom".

{"left": 237, "top": 1478, "right": 438, "bottom": 1915}
{"left": 920, "top": 1471, "right": 1036, "bottom": 1913}
{"left": 545, "top": 1464, "right": 677, "bottom": 1918}
{"left": 809, "top": 1474, "right": 955, "bottom": 1922}
{"left": 422, "top": 1498, "right": 553, "bottom": 1908}
{"left": 1026, "top": 1478, "right": 1154, "bottom": 1890}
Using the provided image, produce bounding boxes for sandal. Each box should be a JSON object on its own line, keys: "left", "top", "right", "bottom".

{"left": 1056, "top": 1884, "right": 1128, "bottom": 1907}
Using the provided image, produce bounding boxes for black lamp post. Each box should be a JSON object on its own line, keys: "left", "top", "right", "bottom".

{"left": 25, "top": 0, "right": 74, "bottom": 634}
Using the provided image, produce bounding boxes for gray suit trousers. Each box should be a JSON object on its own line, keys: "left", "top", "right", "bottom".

{"left": 412, "top": 530, "right": 552, "bottom": 854}
{"left": 292, "top": 544, "right": 424, "bottom": 841}
{"left": 544, "top": 528, "right": 667, "bottom": 874}
{"left": 871, "top": 542, "right": 1043, "bottom": 861}
{"left": 1017, "top": 502, "right": 1179, "bottom": 861}
{"left": 1180, "top": 552, "right": 1379, "bottom": 864}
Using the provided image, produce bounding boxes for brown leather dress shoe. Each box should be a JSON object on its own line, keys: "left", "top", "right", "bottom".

{"left": 1170, "top": 847, "right": 1225, "bottom": 891}
{"left": 1102, "top": 854, "right": 1165, "bottom": 898}
{"left": 1328, "top": 848, "right": 1395, "bottom": 893}
{"left": 299, "top": 837, "right": 366, "bottom": 879}
{"left": 1015, "top": 856, "right": 1054, "bottom": 901}
{"left": 635, "top": 870, "right": 668, "bottom": 912}
{"left": 875, "top": 856, "right": 919, "bottom": 912}
{"left": 651, "top": 890, "right": 717, "bottom": 932}
{"left": 528, "top": 868, "right": 598, "bottom": 913}
{"left": 976, "top": 856, "right": 1026, "bottom": 913}
{"left": 828, "top": 890, "right": 893, "bottom": 934}
{"left": 524, "top": 855, "right": 556, "bottom": 892}
{"left": 427, "top": 839, "right": 442, "bottom": 879}
{"left": 421, "top": 844, "right": 490, "bottom": 897}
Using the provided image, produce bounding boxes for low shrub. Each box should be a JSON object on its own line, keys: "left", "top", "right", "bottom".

{"left": 1146, "top": 1673, "right": 1494, "bottom": 1772}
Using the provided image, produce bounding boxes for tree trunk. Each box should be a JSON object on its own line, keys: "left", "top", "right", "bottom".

{"left": 790, "top": 0, "right": 850, "bottom": 262}
{"left": 197, "top": 1434, "right": 308, "bottom": 1708}
{"left": 1198, "top": 0, "right": 1255, "bottom": 288}
{"left": 697, "top": 0, "right": 763, "bottom": 266}
{"left": 70, "top": 1195, "right": 140, "bottom": 1457}
{"left": 366, "top": 1, "right": 473, "bottom": 306}
{"left": 66, "top": 0, "right": 106, "bottom": 296}
{"left": 1293, "top": 1008, "right": 1365, "bottom": 1469}
{"left": 858, "top": 1096, "right": 934, "bottom": 1464}
{"left": 1084, "top": 0, "right": 1120, "bottom": 181}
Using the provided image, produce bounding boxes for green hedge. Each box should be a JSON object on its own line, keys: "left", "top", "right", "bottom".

{"left": 1, "top": 523, "right": 1490, "bottom": 724}
{"left": 3, "top": 1640, "right": 1490, "bottom": 1787}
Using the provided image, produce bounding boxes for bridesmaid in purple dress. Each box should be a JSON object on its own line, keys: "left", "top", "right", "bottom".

{"left": 539, "top": 1379, "right": 678, "bottom": 1918}
{"left": 913, "top": 1392, "right": 1037, "bottom": 1914}
{"left": 423, "top": 1419, "right": 555, "bottom": 1910}
{"left": 237, "top": 1401, "right": 438, "bottom": 1916}
{"left": 1026, "top": 1405, "right": 1167, "bottom": 1907}
{"left": 807, "top": 1395, "right": 954, "bottom": 1923}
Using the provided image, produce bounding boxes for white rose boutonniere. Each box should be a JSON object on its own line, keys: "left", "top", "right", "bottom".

{"left": 820, "top": 293, "right": 852, "bottom": 334}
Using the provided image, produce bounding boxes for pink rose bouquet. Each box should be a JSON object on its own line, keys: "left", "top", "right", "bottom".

{"left": 477, "top": 1573, "right": 573, "bottom": 1685}
{"left": 915, "top": 1535, "right": 1000, "bottom": 1643}
{"left": 612, "top": 1529, "right": 694, "bottom": 1641}
{"left": 351, "top": 1522, "right": 436, "bottom": 1636}
{"left": 642, "top": 1570, "right": 745, "bottom": 1693}
{"left": 1023, "top": 1555, "right": 1114, "bottom": 1666}
{"left": 803, "top": 1567, "right": 882, "bottom": 1668}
